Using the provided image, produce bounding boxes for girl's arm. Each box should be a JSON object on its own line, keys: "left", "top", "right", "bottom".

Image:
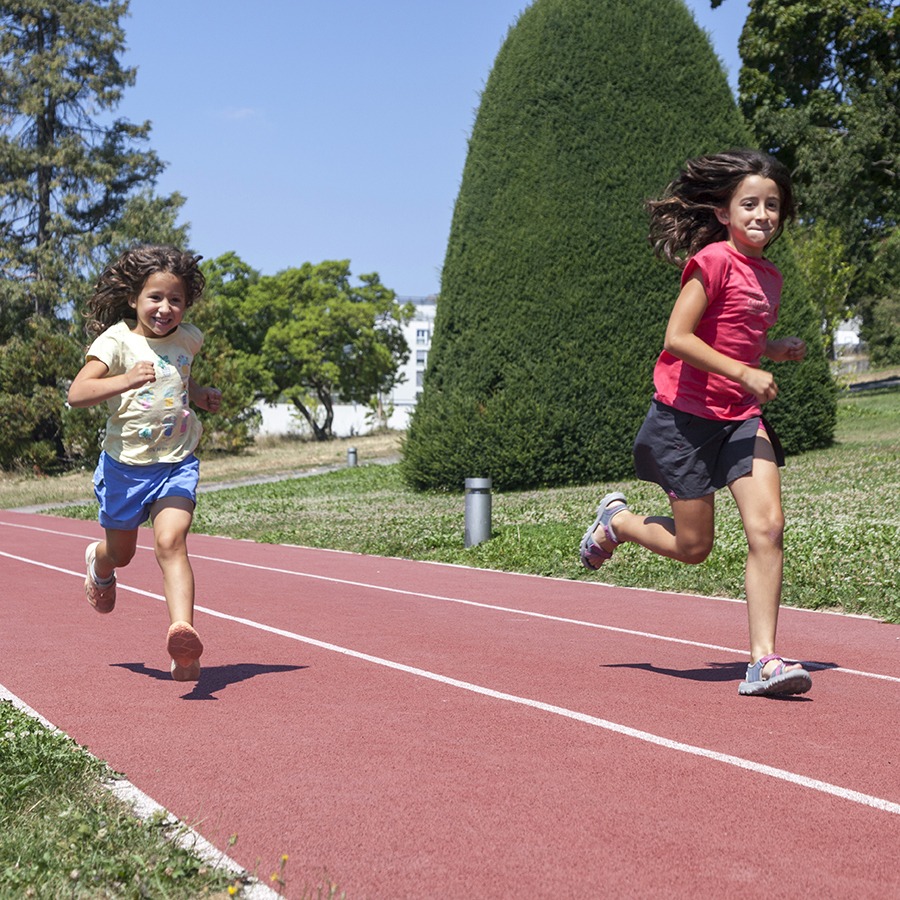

{"left": 67, "top": 359, "right": 157, "bottom": 408}
{"left": 664, "top": 273, "right": 778, "bottom": 404}
{"left": 188, "top": 376, "right": 222, "bottom": 413}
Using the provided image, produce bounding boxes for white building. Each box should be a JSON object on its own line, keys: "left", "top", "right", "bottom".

{"left": 390, "top": 295, "right": 437, "bottom": 428}
{"left": 834, "top": 317, "right": 863, "bottom": 354}
{"left": 256, "top": 294, "right": 437, "bottom": 438}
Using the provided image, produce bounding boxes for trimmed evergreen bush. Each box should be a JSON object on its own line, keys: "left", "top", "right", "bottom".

{"left": 402, "top": 0, "right": 836, "bottom": 491}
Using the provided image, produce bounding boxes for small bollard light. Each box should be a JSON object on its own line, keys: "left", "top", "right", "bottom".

{"left": 347, "top": 447, "right": 358, "bottom": 467}
{"left": 464, "top": 477, "right": 492, "bottom": 548}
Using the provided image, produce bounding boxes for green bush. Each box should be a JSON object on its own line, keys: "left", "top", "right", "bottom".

{"left": 867, "top": 294, "right": 900, "bottom": 366}
{"left": 859, "top": 230, "right": 900, "bottom": 366}
{"left": 761, "top": 240, "right": 837, "bottom": 452}
{"left": 402, "top": 0, "right": 836, "bottom": 491}
{"left": 0, "top": 318, "right": 105, "bottom": 472}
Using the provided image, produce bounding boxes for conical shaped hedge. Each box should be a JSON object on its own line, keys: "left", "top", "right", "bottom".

{"left": 402, "top": 0, "right": 835, "bottom": 491}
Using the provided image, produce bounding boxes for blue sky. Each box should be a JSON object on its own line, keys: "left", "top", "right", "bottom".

{"left": 116, "top": 0, "right": 750, "bottom": 296}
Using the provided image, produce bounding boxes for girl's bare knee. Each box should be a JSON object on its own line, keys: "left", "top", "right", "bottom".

{"left": 749, "top": 528, "right": 784, "bottom": 556}
{"left": 682, "top": 548, "right": 712, "bottom": 565}
{"left": 107, "top": 547, "right": 135, "bottom": 568}
{"left": 154, "top": 533, "right": 187, "bottom": 562}
{"left": 679, "top": 539, "right": 714, "bottom": 565}
{"left": 747, "top": 515, "right": 785, "bottom": 553}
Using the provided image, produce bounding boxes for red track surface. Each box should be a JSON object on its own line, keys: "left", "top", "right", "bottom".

{"left": 2, "top": 511, "right": 899, "bottom": 899}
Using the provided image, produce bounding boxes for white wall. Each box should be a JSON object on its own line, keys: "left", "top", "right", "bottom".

{"left": 255, "top": 400, "right": 412, "bottom": 438}
{"left": 834, "top": 317, "right": 862, "bottom": 353}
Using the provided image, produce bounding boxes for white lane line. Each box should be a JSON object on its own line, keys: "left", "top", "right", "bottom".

{"left": 1, "top": 547, "right": 898, "bottom": 818}
{"left": 189, "top": 551, "right": 900, "bottom": 684}
{"left": 0, "top": 683, "right": 284, "bottom": 900}
{"left": 0, "top": 535, "right": 898, "bottom": 685}
{"left": 207, "top": 613, "right": 900, "bottom": 816}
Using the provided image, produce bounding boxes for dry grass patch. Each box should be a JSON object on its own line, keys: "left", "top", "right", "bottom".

{"left": 0, "top": 431, "right": 402, "bottom": 510}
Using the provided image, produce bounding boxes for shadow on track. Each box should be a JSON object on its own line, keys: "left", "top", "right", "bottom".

{"left": 602, "top": 660, "right": 839, "bottom": 700}
{"left": 110, "top": 661, "right": 307, "bottom": 700}
{"left": 602, "top": 660, "right": 747, "bottom": 683}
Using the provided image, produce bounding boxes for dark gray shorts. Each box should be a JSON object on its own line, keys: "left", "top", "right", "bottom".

{"left": 633, "top": 400, "right": 784, "bottom": 500}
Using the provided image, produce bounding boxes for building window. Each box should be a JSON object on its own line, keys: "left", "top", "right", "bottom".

{"left": 416, "top": 350, "right": 427, "bottom": 367}
{"left": 416, "top": 371, "right": 425, "bottom": 387}
{"left": 416, "top": 328, "right": 430, "bottom": 345}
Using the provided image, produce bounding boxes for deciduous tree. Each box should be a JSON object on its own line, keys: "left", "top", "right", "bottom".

{"left": 0, "top": 316, "right": 104, "bottom": 471}
{"left": 199, "top": 257, "right": 412, "bottom": 441}
{"left": 736, "top": 0, "right": 899, "bottom": 308}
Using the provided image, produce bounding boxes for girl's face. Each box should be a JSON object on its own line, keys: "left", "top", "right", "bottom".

{"left": 129, "top": 271, "right": 187, "bottom": 338}
{"left": 715, "top": 174, "right": 782, "bottom": 258}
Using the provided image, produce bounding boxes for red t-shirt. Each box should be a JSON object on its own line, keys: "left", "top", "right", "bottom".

{"left": 652, "top": 241, "right": 782, "bottom": 420}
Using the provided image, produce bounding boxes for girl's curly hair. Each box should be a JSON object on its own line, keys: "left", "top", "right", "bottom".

{"left": 84, "top": 245, "right": 206, "bottom": 338}
{"left": 646, "top": 149, "right": 795, "bottom": 268}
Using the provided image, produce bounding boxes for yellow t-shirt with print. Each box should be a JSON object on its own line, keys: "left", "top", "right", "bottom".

{"left": 86, "top": 320, "right": 204, "bottom": 465}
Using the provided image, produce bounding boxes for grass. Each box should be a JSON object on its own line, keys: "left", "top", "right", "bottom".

{"left": 0, "top": 432, "right": 402, "bottom": 511}
{"left": 0, "top": 699, "right": 238, "bottom": 898}
{"left": 1, "top": 383, "right": 898, "bottom": 897}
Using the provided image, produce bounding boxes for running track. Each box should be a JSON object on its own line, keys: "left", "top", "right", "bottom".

{"left": 2, "top": 511, "right": 898, "bottom": 899}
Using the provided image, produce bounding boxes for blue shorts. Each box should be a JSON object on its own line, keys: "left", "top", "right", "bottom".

{"left": 93, "top": 452, "right": 200, "bottom": 530}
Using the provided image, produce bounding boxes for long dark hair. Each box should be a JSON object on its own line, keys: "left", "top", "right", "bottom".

{"left": 84, "top": 245, "right": 206, "bottom": 337}
{"left": 647, "top": 149, "right": 795, "bottom": 267}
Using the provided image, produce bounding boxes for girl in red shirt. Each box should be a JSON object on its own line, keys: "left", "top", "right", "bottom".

{"left": 580, "top": 149, "right": 812, "bottom": 697}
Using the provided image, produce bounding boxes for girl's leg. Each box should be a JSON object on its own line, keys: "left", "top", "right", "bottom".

{"left": 152, "top": 497, "right": 203, "bottom": 681}
{"left": 85, "top": 528, "right": 138, "bottom": 612}
{"left": 149, "top": 497, "right": 196, "bottom": 626}
{"left": 594, "top": 494, "right": 716, "bottom": 565}
{"left": 727, "top": 432, "right": 801, "bottom": 677}
{"left": 94, "top": 528, "right": 139, "bottom": 579}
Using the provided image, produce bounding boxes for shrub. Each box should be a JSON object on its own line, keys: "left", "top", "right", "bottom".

{"left": 762, "top": 240, "right": 837, "bottom": 452}
{"left": 0, "top": 318, "right": 104, "bottom": 472}
{"left": 859, "top": 230, "right": 900, "bottom": 367}
{"left": 402, "top": 0, "right": 836, "bottom": 491}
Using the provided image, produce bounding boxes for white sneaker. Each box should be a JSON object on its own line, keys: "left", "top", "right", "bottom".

{"left": 84, "top": 542, "right": 116, "bottom": 613}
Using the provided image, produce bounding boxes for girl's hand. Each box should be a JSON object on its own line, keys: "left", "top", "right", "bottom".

{"left": 740, "top": 366, "right": 779, "bottom": 404}
{"left": 766, "top": 337, "right": 807, "bottom": 362}
{"left": 125, "top": 361, "right": 157, "bottom": 389}
{"left": 196, "top": 387, "right": 222, "bottom": 413}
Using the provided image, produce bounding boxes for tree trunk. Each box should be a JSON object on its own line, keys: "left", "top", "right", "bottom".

{"left": 290, "top": 398, "right": 331, "bottom": 441}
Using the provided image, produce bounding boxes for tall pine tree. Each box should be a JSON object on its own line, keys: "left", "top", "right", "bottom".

{"left": 0, "top": 0, "right": 188, "bottom": 470}
{"left": 0, "top": 0, "right": 185, "bottom": 332}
